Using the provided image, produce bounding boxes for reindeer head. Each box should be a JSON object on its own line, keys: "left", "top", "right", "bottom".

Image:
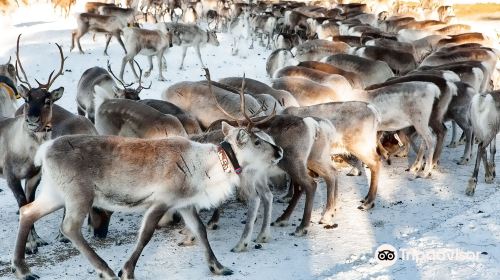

{"left": 0, "top": 57, "right": 17, "bottom": 85}
{"left": 207, "top": 30, "right": 220, "bottom": 46}
{"left": 107, "top": 61, "right": 150, "bottom": 101}
{"left": 15, "top": 34, "right": 65, "bottom": 134}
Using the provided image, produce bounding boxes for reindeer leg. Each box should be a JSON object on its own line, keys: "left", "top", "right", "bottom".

{"left": 179, "top": 47, "right": 188, "bottom": 70}
{"left": 61, "top": 200, "right": 117, "bottom": 279}
{"left": 448, "top": 121, "right": 459, "bottom": 148}
{"left": 115, "top": 32, "right": 127, "bottom": 55}
{"left": 487, "top": 137, "right": 496, "bottom": 183}
{"left": 417, "top": 125, "right": 436, "bottom": 178}
{"left": 12, "top": 192, "right": 64, "bottom": 280}
{"left": 5, "top": 171, "right": 39, "bottom": 255}
{"left": 455, "top": 116, "right": 473, "bottom": 165}
{"left": 195, "top": 45, "right": 205, "bottom": 68}
{"left": 24, "top": 173, "right": 49, "bottom": 249}
{"left": 207, "top": 208, "right": 221, "bottom": 230}
{"left": 157, "top": 51, "right": 166, "bottom": 81}
{"left": 255, "top": 183, "right": 273, "bottom": 243}
{"left": 118, "top": 204, "right": 168, "bottom": 280}
{"left": 467, "top": 142, "right": 485, "bottom": 196}
{"left": 430, "top": 121, "right": 447, "bottom": 168}
{"left": 272, "top": 182, "right": 302, "bottom": 227}
{"left": 293, "top": 174, "right": 317, "bottom": 236}
{"left": 75, "top": 29, "right": 87, "bottom": 54}
{"left": 178, "top": 206, "right": 233, "bottom": 275}
{"left": 144, "top": 56, "right": 153, "bottom": 78}
{"left": 231, "top": 189, "right": 260, "bottom": 252}
{"left": 355, "top": 150, "right": 381, "bottom": 210}
{"left": 318, "top": 166, "right": 338, "bottom": 225}
{"left": 104, "top": 34, "right": 112, "bottom": 56}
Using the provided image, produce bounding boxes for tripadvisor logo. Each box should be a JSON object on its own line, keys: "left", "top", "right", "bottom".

{"left": 374, "top": 244, "right": 398, "bottom": 266}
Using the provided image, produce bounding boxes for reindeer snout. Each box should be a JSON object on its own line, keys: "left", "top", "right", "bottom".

{"left": 272, "top": 145, "right": 284, "bottom": 164}
{"left": 26, "top": 116, "right": 40, "bottom": 125}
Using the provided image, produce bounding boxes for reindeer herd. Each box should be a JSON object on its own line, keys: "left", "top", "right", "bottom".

{"left": 0, "top": 0, "right": 499, "bottom": 279}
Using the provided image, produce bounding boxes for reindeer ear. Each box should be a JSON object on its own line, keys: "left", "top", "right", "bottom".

{"left": 221, "top": 121, "right": 233, "bottom": 136}
{"left": 18, "top": 85, "right": 29, "bottom": 100}
{"left": 50, "top": 87, "right": 64, "bottom": 102}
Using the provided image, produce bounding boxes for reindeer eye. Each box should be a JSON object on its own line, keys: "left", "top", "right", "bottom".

{"left": 254, "top": 140, "right": 261, "bottom": 146}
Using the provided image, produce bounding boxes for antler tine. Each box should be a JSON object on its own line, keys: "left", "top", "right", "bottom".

{"left": 7, "top": 56, "right": 11, "bottom": 65}
{"left": 251, "top": 102, "right": 277, "bottom": 125}
{"left": 203, "top": 67, "right": 240, "bottom": 123}
{"left": 15, "top": 34, "right": 32, "bottom": 89}
{"left": 238, "top": 74, "right": 260, "bottom": 131}
{"left": 134, "top": 60, "right": 152, "bottom": 91}
{"left": 44, "top": 43, "right": 67, "bottom": 89}
{"left": 107, "top": 60, "right": 133, "bottom": 88}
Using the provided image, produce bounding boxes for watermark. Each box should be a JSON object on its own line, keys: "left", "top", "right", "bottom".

{"left": 374, "top": 244, "right": 481, "bottom": 266}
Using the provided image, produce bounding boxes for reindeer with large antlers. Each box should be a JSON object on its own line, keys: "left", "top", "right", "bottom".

{"left": 194, "top": 69, "right": 340, "bottom": 243}
{"left": 0, "top": 34, "right": 65, "bottom": 254}
{"left": 76, "top": 61, "right": 147, "bottom": 123}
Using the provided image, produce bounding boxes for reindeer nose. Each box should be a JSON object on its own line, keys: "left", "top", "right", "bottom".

{"left": 26, "top": 116, "right": 40, "bottom": 124}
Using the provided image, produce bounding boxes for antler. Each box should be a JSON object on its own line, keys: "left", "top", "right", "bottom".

{"left": 203, "top": 67, "right": 241, "bottom": 124}
{"left": 6, "top": 56, "right": 11, "bottom": 65}
{"left": 107, "top": 60, "right": 134, "bottom": 88}
{"left": 15, "top": 34, "right": 32, "bottom": 89}
{"left": 203, "top": 68, "right": 276, "bottom": 131}
{"left": 238, "top": 74, "right": 276, "bottom": 131}
{"left": 36, "top": 43, "right": 67, "bottom": 89}
{"left": 134, "top": 60, "right": 152, "bottom": 92}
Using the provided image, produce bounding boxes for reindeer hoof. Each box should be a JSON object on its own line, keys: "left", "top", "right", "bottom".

{"left": 271, "top": 220, "right": 288, "bottom": 227}
{"left": 466, "top": 178, "right": 477, "bottom": 196}
{"left": 207, "top": 222, "right": 219, "bottom": 230}
{"left": 209, "top": 265, "right": 233, "bottom": 276}
{"left": 457, "top": 158, "right": 469, "bottom": 165}
{"left": 178, "top": 236, "right": 196, "bottom": 247}
{"left": 292, "top": 227, "right": 308, "bottom": 236}
{"left": 485, "top": 175, "right": 494, "bottom": 184}
{"left": 230, "top": 242, "right": 249, "bottom": 252}
{"left": 255, "top": 233, "right": 271, "bottom": 243}
{"left": 118, "top": 269, "right": 133, "bottom": 280}
{"left": 158, "top": 77, "right": 166, "bottom": 81}
{"left": 358, "top": 201, "right": 374, "bottom": 210}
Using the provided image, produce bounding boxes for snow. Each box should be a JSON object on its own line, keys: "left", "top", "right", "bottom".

{"left": 1, "top": 3, "right": 500, "bottom": 280}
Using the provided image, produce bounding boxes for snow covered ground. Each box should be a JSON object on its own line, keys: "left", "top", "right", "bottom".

{"left": 0, "top": 3, "right": 499, "bottom": 280}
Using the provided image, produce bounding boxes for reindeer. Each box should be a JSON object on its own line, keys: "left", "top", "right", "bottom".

{"left": 76, "top": 63, "right": 143, "bottom": 124}
{"left": 84, "top": 1, "right": 115, "bottom": 13}
{"left": 249, "top": 13, "right": 277, "bottom": 49}
{"left": 159, "top": 22, "right": 219, "bottom": 70}
{"left": 466, "top": 90, "right": 500, "bottom": 196}
{"left": 1, "top": 35, "right": 65, "bottom": 254}
{"left": 71, "top": 10, "right": 136, "bottom": 55}
{"left": 349, "top": 45, "right": 417, "bottom": 75}
{"left": 297, "top": 60, "right": 365, "bottom": 89}
{"left": 229, "top": 8, "right": 251, "bottom": 56}
{"left": 218, "top": 77, "right": 300, "bottom": 108}
{"left": 162, "top": 80, "right": 268, "bottom": 129}
{"left": 93, "top": 85, "right": 187, "bottom": 139}
{"left": 138, "top": 99, "right": 203, "bottom": 135}
{"left": 323, "top": 53, "right": 395, "bottom": 87}
{"left": 119, "top": 26, "right": 175, "bottom": 82}
{"left": 51, "top": 0, "right": 75, "bottom": 18}
{"left": 11, "top": 115, "right": 284, "bottom": 279}
{"left": 274, "top": 65, "right": 352, "bottom": 93}
{"left": 0, "top": 57, "right": 19, "bottom": 117}
{"left": 282, "top": 101, "right": 382, "bottom": 211}
{"left": 202, "top": 71, "right": 339, "bottom": 239}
